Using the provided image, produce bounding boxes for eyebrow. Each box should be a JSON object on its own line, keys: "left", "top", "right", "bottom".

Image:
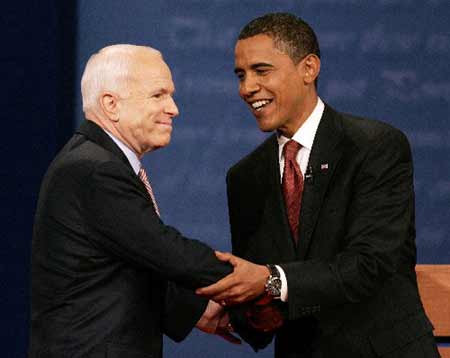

{"left": 150, "top": 87, "right": 175, "bottom": 95}
{"left": 234, "top": 62, "right": 274, "bottom": 74}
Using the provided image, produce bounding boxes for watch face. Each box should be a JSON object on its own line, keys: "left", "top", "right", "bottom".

{"left": 268, "top": 286, "right": 280, "bottom": 296}
{"left": 266, "top": 276, "right": 282, "bottom": 296}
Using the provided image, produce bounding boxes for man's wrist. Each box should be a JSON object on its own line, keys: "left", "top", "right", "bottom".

{"left": 264, "top": 264, "right": 282, "bottom": 298}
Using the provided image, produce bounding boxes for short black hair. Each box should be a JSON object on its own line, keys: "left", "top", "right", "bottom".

{"left": 238, "top": 12, "right": 320, "bottom": 64}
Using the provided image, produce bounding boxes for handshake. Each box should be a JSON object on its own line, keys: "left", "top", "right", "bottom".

{"left": 195, "top": 251, "right": 285, "bottom": 345}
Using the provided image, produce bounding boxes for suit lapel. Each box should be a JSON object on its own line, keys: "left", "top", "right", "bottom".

{"left": 297, "top": 105, "right": 344, "bottom": 259}
{"left": 76, "top": 120, "right": 150, "bottom": 196}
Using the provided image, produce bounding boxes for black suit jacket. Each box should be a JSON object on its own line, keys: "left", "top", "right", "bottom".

{"left": 30, "top": 120, "right": 232, "bottom": 358}
{"left": 227, "top": 105, "right": 438, "bottom": 357}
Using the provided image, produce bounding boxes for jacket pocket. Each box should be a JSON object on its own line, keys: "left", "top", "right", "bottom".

{"left": 368, "top": 310, "right": 434, "bottom": 356}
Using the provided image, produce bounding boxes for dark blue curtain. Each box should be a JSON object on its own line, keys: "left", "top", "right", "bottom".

{"left": 0, "top": 1, "right": 77, "bottom": 357}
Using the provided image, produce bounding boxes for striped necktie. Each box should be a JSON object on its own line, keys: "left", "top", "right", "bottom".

{"left": 138, "top": 167, "right": 161, "bottom": 217}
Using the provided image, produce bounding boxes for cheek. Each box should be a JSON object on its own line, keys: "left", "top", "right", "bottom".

{"left": 280, "top": 81, "right": 300, "bottom": 104}
{"left": 141, "top": 110, "right": 159, "bottom": 128}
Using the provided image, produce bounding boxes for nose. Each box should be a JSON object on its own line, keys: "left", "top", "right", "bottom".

{"left": 165, "top": 96, "right": 179, "bottom": 117}
{"left": 240, "top": 74, "right": 260, "bottom": 98}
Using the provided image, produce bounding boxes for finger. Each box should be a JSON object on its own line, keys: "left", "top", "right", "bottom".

{"left": 210, "top": 286, "right": 250, "bottom": 304}
{"left": 197, "top": 324, "right": 217, "bottom": 334}
{"left": 210, "top": 291, "right": 237, "bottom": 303}
{"left": 215, "top": 251, "right": 243, "bottom": 269}
{"left": 226, "top": 254, "right": 240, "bottom": 266}
{"left": 196, "top": 275, "right": 236, "bottom": 296}
{"left": 196, "top": 278, "right": 235, "bottom": 297}
{"left": 220, "top": 289, "right": 261, "bottom": 305}
{"left": 214, "top": 251, "right": 233, "bottom": 262}
{"left": 203, "top": 300, "right": 224, "bottom": 320}
{"left": 216, "top": 294, "right": 248, "bottom": 306}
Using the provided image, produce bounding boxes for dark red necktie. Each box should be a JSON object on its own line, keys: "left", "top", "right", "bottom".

{"left": 282, "top": 140, "right": 303, "bottom": 243}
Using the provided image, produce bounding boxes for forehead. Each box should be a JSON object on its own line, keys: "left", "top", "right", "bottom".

{"left": 235, "top": 34, "right": 289, "bottom": 66}
{"left": 131, "top": 52, "right": 174, "bottom": 88}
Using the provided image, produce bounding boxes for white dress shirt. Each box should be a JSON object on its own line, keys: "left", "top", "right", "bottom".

{"left": 275, "top": 97, "right": 325, "bottom": 301}
{"left": 104, "top": 130, "right": 141, "bottom": 174}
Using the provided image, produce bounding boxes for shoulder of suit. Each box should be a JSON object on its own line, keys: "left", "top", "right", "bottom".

{"left": 227, "top": 134, "right": 276, "bottom": 178}
{"left": 332, "top": 109, "right": 410, "bottom": 149}
{"left": 48, "top": 133, "right": 132, "bottom": 183}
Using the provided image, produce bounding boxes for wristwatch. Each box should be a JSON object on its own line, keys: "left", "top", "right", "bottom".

{"left": 264, "top": 264, "right": 282, "bottom": 298}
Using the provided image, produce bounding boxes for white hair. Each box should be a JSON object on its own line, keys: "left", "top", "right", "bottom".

{"left": 81, "top": 44, "right": 161, "bottom": 113}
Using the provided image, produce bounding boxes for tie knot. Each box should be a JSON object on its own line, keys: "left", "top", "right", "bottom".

{"left": 283, "top": 140, "right": 302, "bottom": 161}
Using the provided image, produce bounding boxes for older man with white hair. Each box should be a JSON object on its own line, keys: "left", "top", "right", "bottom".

{"left": 30, "top": 44, "right": 270, "bottom": 358}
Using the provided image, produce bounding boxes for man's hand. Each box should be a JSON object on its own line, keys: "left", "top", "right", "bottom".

{"left": 246, "top": 295, "right": 284, "bottom": 333}
{"left": 196, "top": 300, "right": 241, "bottom": 344}
{"left": 196, "top": 300, "right": 223, "bottom": 334}
{"left": 196, "top": 251, "right": 270, "bottom": 305}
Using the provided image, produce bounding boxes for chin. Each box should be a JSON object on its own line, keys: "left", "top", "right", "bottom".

{"left": 257, "top": 120, "right": 278, "bottom": 133}
{"left": 148, "top": 137, "right": 172, "bottom": 151}
{"left": 159, "top": 136, "right": 172, "bottom": 148}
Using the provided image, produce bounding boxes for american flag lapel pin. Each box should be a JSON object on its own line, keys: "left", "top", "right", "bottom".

{"left": 320, "top": 163, "right": 329, "bottom": 173}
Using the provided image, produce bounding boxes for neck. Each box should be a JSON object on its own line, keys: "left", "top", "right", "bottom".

{"left": 282, "top": 91, "right": 318, "bottom": 138}
{"left": 84, "top": 111, "right": 143, "bottom": 159}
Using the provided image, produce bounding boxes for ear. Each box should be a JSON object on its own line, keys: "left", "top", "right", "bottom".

{"left": 99, "top": 92, "right": 120, "bottom": 122}
{"left": 298, "top": 54, "right": 321, "bottom": 85}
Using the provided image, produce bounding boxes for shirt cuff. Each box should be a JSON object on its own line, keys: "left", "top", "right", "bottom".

{"left": 275, "top": 265, "right": 288, "bottom": 302}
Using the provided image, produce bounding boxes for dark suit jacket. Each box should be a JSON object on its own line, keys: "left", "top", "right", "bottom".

{"left": 227, "top": 105, "right": 438, "bottom": 358}
{"left": 30, "top": 120, "right": 232, "bottom": 358}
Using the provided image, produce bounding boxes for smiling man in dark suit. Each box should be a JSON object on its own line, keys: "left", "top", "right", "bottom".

{"left": 29, "top": 44, "right": 271, "bottom": 358}
{"left": 197, "top": 13, "right": 439, "bottom": 358}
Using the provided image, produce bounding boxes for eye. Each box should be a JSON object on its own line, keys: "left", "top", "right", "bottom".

{"left": 152, "top": 93, "right": 163, "bottom": 99}
{"left": 255, "top": 68, "right": 269, "bottom": 76}
{"left": 235, "top": 72, "right": 245, "bottom": 81}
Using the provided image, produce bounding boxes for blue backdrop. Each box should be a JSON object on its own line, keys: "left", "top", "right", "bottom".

{"left": 2, "top": 0, "right": 449, "bottom": 357}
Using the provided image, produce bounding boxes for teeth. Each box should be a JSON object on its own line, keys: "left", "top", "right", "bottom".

{"left": 251, "top": 100, "right": 271, "bottom": 110}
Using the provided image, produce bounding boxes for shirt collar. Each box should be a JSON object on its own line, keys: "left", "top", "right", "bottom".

{"left": 277, "top": 97, "right": 325, "bottom": 152}
{"left": 104, "top": 130, "right": 141, "bottom": 174}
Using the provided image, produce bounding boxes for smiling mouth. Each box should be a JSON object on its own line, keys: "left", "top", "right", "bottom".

{"left": 157, "top": 120, "right": 172, "bottom": 126}
{"left": 250, "top": 99, "right": 273, "bottom": 112}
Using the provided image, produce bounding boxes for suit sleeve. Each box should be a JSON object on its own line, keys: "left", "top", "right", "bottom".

{"left": 280, "top": 128, "right": 416, "bottom": 320}
{"left": 84, "top": 161, "right": 232, "bottom": 289}
{"left": 226, "top": 171, "right": 275, "bottom": 351}
{"left": 162, "top": 282, "right": 208, "bottom": 342}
